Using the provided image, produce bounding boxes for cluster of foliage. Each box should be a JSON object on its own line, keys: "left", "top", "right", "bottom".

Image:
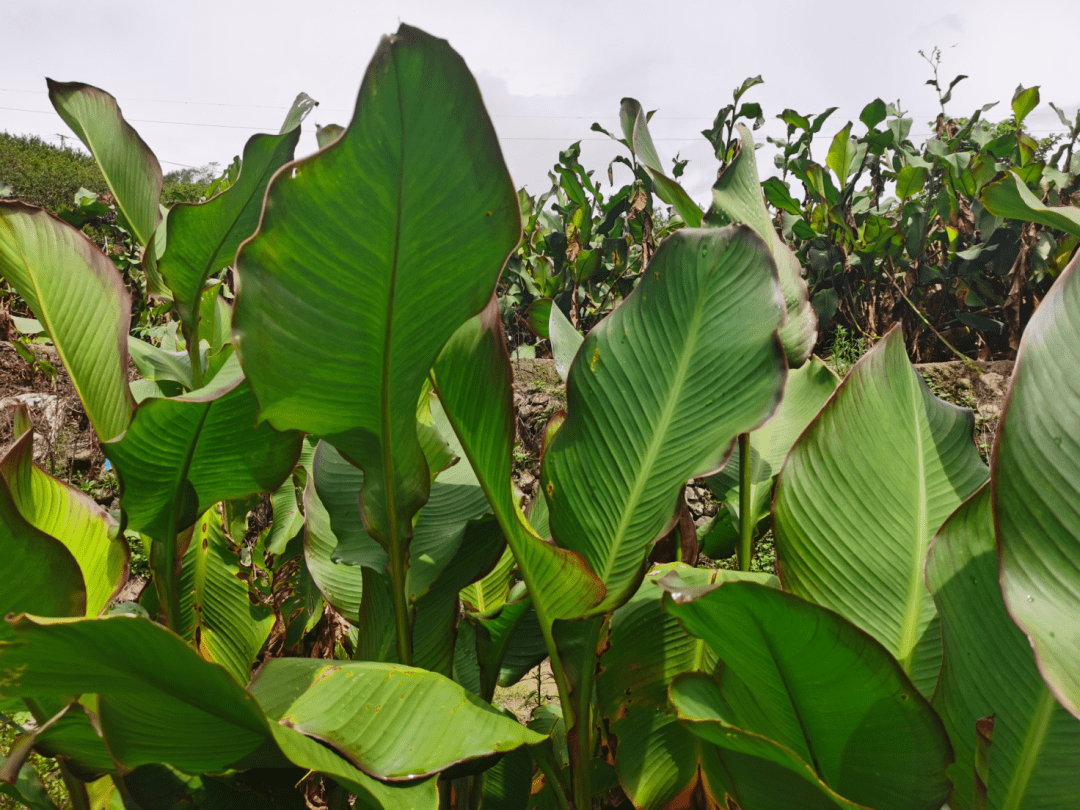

{"left": 506, "top": 59, "right": 1080, "bottom": 363}
{"left": 3, "top": 24, "right": 1080, "bottom": 810}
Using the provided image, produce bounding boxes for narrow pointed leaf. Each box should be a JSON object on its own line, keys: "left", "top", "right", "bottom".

{"left": 981, "top": 171, "right": 1080, "bottom": 239}
{"left": 278, "top": 92, "right": 318, "bottom": 135}
{"left": 542, "top": 226, "right": 786, "bottom": 614}
{"left": 662, "top": 578, "right": 953, "bottom": 810}
{"left": 619, "top": 98, "right": 703, "bottom": 227}
{"left": 157, "top": 127, "right": 300, "bottom": 339}
{"left": 175, "top": 506, "right": 275, "bottom": 684}
{"left": 994, "top": 252, "right": 1080, "bottom": 719}
{"left": 432, "top": 298, "right": 605, "bottom": 623}
{"left": 233, "top": 24, "right": 520, "bottom": 553}
{"left": 826, "top": 122, "right": 857, "bottom": 186}
{"left": 927, "top": 485, "right": 1080, "bottom": 809}
{"left": 0, "top": 203, "right": 135, "bottom": 441}
{"left": 705, "top": 124, "right": 817, "bottom": 366}
{"left": 248, "top": 658, "right": 543, "bottom": 780}
{"left": 774, "top": 326, "right": 988, "bottom": 696}
{"left": 46, "top": 80, "right": 162, "bottom": 246}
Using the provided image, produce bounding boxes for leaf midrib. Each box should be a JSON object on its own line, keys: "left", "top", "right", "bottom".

{"left": 599, "top": 266, "right": 708, "bottom": 591}
{"left": 897, "top": 369, "right": 930, "bottom": 674}
{"left": 1002, "top": 686, "right": 1056, "bottom": 808}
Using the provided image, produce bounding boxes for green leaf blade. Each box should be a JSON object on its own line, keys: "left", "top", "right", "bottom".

{"left": 46, "top": 80, "right": 162, "bottom": 246}
{"left": 926, "top": 484, "right": 1080, "bottom": 809}
{"left": 994, "top": 252, "right": 1080, "bottom": 719}
{"left": 233, "top": 25, "right": 521, "bottom": 549}
{"left": 249, "top": 658, "right": 543, "bottom": 780}
{"left": 542, "top": 226, "right": 787, "bottom": 614}
{"left": 774, "top": 327, "right": 988, "bottom": 696}
{"left": 0, "top": 203, "right": 135, "bottom": 442}
{"left": 663, "top": 578, "right": 953, "bottom": 810}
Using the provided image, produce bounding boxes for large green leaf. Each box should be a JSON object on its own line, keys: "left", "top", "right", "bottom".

{"left": 432, "top": 297, "right": 605, "bottom": 624}
{"left": 156, "top": 126, "right": 300, "bottom": 342}
{"left": 542, "top": 226, "right": 786, "bottom": 614}
{"left": 106, "top": 356, "right": 302, "bottom": 622}
{"left": 0, "top": 472, "right": 85, "bottom": 642}
{"left": 0, "top": 203, "right": 135, "bottom": 441}
{"left": 619, "top": 98, "right": 703, "bottom": 227}
{"left": 662, "top": 577, "right": 953, "bottom": 810}
{"left": 248, "top": 657, "right": 543, "bottom": 780}
{"left": 705, "top": 123, "right": 817, "bottom": 366}
{"left": 0, "top": 616, "right": 436, "bottom": 808}
{"left": 47, "top": 80, "right": 162, "bottom": 246}
{"left": 597, "top": 565, "right": 775, "bottom": 809}
{"left": 981, "top": 171, "right": 1080, "bottom": 238}
{"left": 1, "top": 405, "right": 125, "bottom": 615}
{"left": 0, "top": 616, "right": 268, "bottom": 772}
{"left": 233, "top": 24, "right": 520, "bottom": 561}
{"left": 773, "top": 326, "right": 988, "bottom": 696}
{"left": 993, "top": 252, "right": 1080, "bottom": 718}
{"left": 926, "top": 484, "right": 1080, "bottom": 809}
{"left": 106, "top": 355, "right": 303, "bottom": 543}
{"left": 175, "top": 506, "right": 274, "bottom": 685}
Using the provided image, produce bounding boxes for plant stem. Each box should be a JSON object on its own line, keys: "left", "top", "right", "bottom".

{"left": 569, "top": 619, "right": 603, "bottom": 810}
{"left": 738, "top": 432, "right": 753, "bottom": 571}
{"left": 187, "top": 333, "right": 203, "bottom": 391}
{"left": 536, "top": 750, "right": 573, "bottom": 810}
{"left": 387, "top": 539, "right": 413, "bottom": 666}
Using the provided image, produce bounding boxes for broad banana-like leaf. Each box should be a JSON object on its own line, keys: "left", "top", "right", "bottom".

{"left": 248, "top": 657, "right": 544, "bottom": 780}
{"left": 619, "top": 98, "right": 703, "bottom": 227}
{"left": 233, "top": 25, "right": 520, "bottom": 563}
{"left": 704, "top": 356, "right": 839, "bottom": 545}
{"left": 662, "top": 577, "right": 953, "bottom": 810}
{"left": 994, "top": 252, "right": 1080, "bottom": 718}
{"left": 981, "top": 172, "right": 1080, "bottom": 238}
{"left": 432, "top": 297, "right": 605, "bottom": 624}
{"left": 46, "top": 80, "right": 162, "bottom": 246}
{"left": 1, "top": 405, "right": 125, "bottom": 615}
{"left": 0, "top": 615, "right": 268, "bottom": 772}
{"left": 174, "top": 506, "right": 274, "bottom": 684}
{"left": 705, "top": 124, "right": 817, "bottom": 366}
{"left": 926, "top": 484, "right": 1080, "bottom": 809}
{"left": 478, "top": 745, "right": 532, "bottom": 810}
{"left": 106, "top": 355, "right": 304, "bottom": 543}
{"left": 0, "top": 616, "right": 439, "bottom": 809}
{"left": 106, "top": 355, "right": 302, "bottom": 622}
{"left": 156, "top": 126, "right": 301, "bottom": 342}
{"left": 542, "top": 226, "right": 786, "bottom": 615}
{"left": 597, "top": 565, "right": 775, "bottom": 809}
{"left": 0, "top": 480, "right": 85, "bottom": 641}
{"left": 411, "top": 516, "right": 505, "bottom": 675}
{"left": 774, "top": 326, "right": 988, "bottom": 696}
{"left": 0, "top": 203, "right": 135, "bottom": 441}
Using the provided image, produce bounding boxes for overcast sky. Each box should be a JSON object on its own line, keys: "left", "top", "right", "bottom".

{"left": 5, "top": 0, "right": 1079, "bottom": 208}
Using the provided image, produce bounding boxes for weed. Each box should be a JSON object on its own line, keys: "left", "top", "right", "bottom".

{"left": 826, "top": 325, "right": 868, "bottom": 377}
